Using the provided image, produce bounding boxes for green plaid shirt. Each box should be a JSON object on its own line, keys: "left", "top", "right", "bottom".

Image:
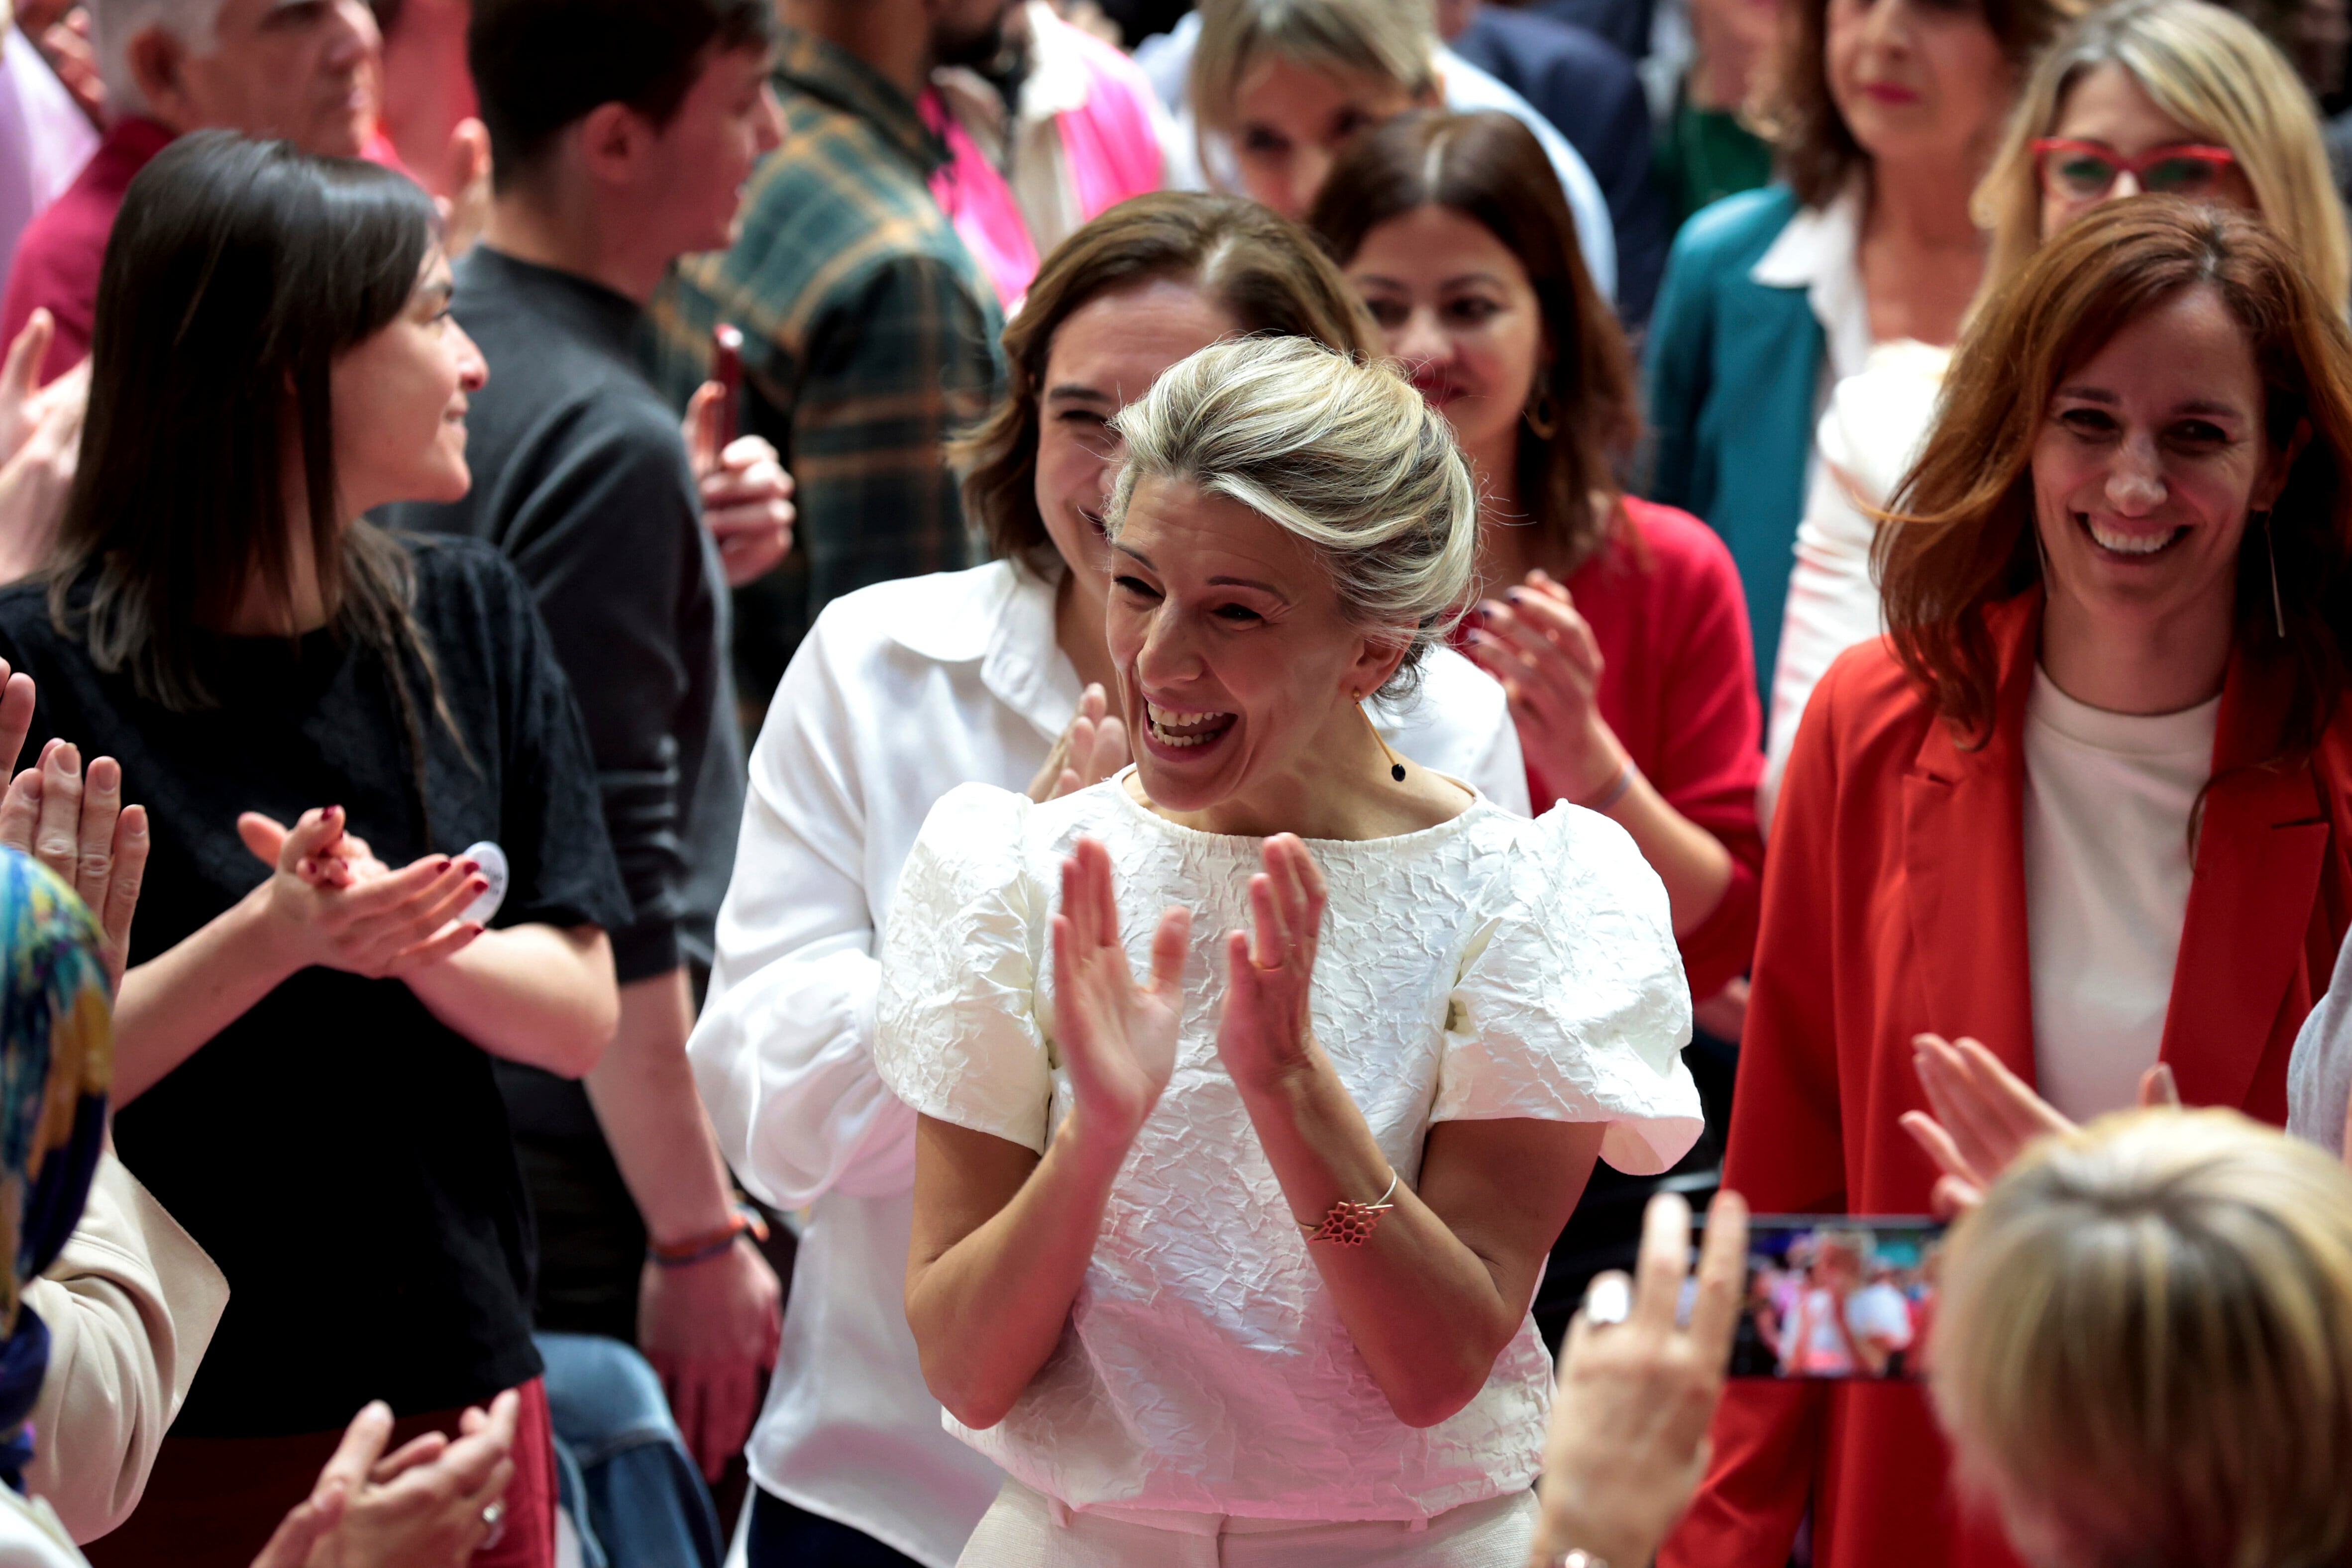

{"left": 647, "top": 28, "right": 1005, "bottom": 710}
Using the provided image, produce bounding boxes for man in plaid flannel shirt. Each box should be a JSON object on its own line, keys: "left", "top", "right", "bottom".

{"left": 648, "top": 0, "right": 1012, "bottom": 720}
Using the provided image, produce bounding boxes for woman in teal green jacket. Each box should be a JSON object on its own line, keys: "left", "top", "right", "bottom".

{"left": 1641, "top": 0, "right": 2066, "bottom": 700}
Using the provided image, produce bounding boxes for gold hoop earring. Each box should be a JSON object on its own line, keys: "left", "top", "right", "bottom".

{"left": 1523, "top": 388, "right": 1558, "bottom": 442}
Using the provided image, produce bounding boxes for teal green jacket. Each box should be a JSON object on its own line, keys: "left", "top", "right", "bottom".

{"left": 1641, "top": 185, "right": 1823, "bottom": 697}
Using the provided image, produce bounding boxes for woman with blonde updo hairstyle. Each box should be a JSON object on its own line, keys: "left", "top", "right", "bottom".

{"left": 874, "top": 335, "right": 1702, "bottom": 1565}
{"left": 1932, "top": 1107, "right": 2352, "bottom": 1568}
{"left": 690, "top": 196, "right": 1528, "bottom": 1568}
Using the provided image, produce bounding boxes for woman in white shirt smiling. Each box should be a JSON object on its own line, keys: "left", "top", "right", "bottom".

{"left": 686, "top": 194, "right": 1525, "bottom": 1568}
{"left": 878, "top": 336, "right": 1700, "bottom": 1565}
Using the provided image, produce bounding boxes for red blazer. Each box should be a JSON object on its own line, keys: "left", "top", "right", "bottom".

{"left": 1530, "top": 497, "right": 1767, "bottom": 998}
{"left": 1662, "top": 592, "right": 2352, "bottom": 1568}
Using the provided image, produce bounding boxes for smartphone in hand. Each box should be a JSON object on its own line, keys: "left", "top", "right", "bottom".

{"left": 709, "top": 322, "right": 744, "bottom": 450}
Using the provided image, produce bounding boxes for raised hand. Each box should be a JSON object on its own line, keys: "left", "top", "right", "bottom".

{"left": 1464, "top": 569, "right": 1629, "bottom": 805}
{"left": 1215, "top": 834, "right": 1327, "bottom": 1093}
{"left": 1529, "top": 1190, "right": 1750, "bottom": 1568}
{"left": 0, "top": 739, "right": 148, "bottom": 992}
{"left": 684, "top": 381, "right": 795, "bottom": 587}
{"left": 1052, "top": 836, "right": 1191, "bottom": 1149}
{"left": 1899, "top": 1033, "right": 2178, "bottom": 1218}
{"left": 1027, "top": 683, "right": 1132, "bottom": 802}
{"left": 236, "top": 807, "right": 487, "bottom": 979}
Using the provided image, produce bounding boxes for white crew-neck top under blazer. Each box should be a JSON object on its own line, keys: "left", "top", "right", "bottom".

{"left": 873, "top": 773, "right": 1702, "bottom": 1522}
{"left": 2023, "top": 667, "right": 2219, "bottom": 1122}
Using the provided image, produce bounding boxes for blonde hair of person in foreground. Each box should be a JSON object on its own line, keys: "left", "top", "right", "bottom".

{"left": 1931, "top": 1107, "right": 2352, "bottom": 1568}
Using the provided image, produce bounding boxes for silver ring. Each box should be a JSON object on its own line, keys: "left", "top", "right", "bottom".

{"left": 477, "top": 1498, "right": 507, "bottom": 1553}
{"left": 1583, "top": 1273, "right": 1632, "bottom": 1327}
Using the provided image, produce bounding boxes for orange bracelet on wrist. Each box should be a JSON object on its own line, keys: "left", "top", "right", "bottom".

{"left": 646, "top": 1204, "right": 769, "bottom": 1268}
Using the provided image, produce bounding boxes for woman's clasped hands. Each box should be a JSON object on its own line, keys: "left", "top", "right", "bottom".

{"left": 235, "top": 806, "right": 487, "bottom": 980}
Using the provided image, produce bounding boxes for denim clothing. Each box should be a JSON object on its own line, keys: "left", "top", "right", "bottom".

{"left": 538, "top": 1334, "right": 722, "bottom": 1568}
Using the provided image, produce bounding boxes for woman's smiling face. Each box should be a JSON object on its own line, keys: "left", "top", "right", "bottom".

{"left": 1106, "top": 475, "right": 1400, "bottom": 815}
{"left": 1032, "top": 279, "right": 1241, "bottom": 598}
{"left": 2030, "top": 282, "right": 2298, "bottom": 634}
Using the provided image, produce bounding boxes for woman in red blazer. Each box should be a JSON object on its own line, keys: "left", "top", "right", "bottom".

{"left": 1665, "top": 200, "right": 2352, "bottom": 1568}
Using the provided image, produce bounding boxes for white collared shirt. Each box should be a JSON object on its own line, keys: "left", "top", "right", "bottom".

{"left": 689, "top": 556, "right": 1528, "bottom": 1566}
{"left": 1747, "top": 183, "right": 1871, "bottom": 390}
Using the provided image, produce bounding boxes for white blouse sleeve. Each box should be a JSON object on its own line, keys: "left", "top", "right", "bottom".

{"left": 875, "top": 783, "right": 1056, "bottom": 1152}
{"left": 687, "top": 616, "right": 917, "bottom": 1208}
{"left": 1437, "top": 806, "right": 1704, "bottom": 1176}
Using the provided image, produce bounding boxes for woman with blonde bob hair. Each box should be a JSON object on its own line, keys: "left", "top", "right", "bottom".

{"left": 877, "top": 334, "right": 1700, "bottom": 1563}
{"left": 1151, "top": 0, "right": 1619, "bottom": 301}
{"left": 1932, "top": 1107, "right": 2352, "bottom": 1568}
{"left": 1666, "top": 199, "right": 2352, "bottom": 1568}
{"left": 1976, "top": 0, "right": 2351, "bottom": 307}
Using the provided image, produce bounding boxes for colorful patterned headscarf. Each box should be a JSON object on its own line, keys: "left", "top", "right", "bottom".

{"left": 0, "top": 848, "right": 111, "bottom": 1493}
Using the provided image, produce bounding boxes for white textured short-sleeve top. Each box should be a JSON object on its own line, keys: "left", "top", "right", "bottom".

{"left": 873, "top": 773, "right": 1702, "bottom": 1522}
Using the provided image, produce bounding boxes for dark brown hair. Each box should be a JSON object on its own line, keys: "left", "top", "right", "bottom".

{"left": 50, "top": 133, "right": 467, "bottom": 814}
{"left": 1309, "top": 110, "right": 1638, "bottom": 577}
{"left": 1877, "top": 198, "right": 2352, "bottom": 750}
{"left": 954, "top": 191, "right": 1378, "bottom": 559}
{"left": 1758, "top": 0, "right": 2074, "bottom": 208}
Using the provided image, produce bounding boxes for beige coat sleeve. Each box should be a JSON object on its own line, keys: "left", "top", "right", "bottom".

{"left": 23, "top": 1150, "right": 228, "bottom": 1544}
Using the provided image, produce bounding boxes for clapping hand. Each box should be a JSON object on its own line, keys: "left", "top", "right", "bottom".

{"left": 235, "top": 807, "right": 486, "bottom": 979}
{"left": 0, "top": 738, "right": 147, "bottom": 993}
{"left": 1464, "top": 570, "right": 1629, "bottom": 804}
{"left": 0, "top": 659, "right": 149, "bottom": 993}
{"left": 1052, "top": 836, "right": 1191, "bottom": 1150}
{"left": 1214, "top": 835, "right": 1325, "bottom": 1093}
{"left": 1027, "top": 683, "right": 1132, "bottom": 802}
{"left": 1528, "top": 1189, "right": 1750, "bottom": 1568}
{"left": 1899, "top": 1033, "right": 2179, "bottom": 1218}
{"left": 249, "top": 1390, "right": 520, "bottom": 1568}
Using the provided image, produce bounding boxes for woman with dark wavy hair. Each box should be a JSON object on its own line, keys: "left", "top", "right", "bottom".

{"left": 0, "top": 131, "right": 630, "bottom": 1568}
{"left": 1665, "top": 197, "right": 2352, "bottom": 1568}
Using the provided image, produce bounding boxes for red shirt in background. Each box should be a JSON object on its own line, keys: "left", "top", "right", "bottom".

{"left": 1465, "top": 495, "right": 1765, "bottom": 999}
{"left": 0, "top": 114, "right": 172, "bottom": 384}
{"left": 0, "top": 118, "right": 409, "bottom": 385}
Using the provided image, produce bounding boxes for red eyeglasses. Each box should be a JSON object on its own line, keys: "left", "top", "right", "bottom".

{"left": 2032, "top": 138, "right": 2239, "bottom": 202}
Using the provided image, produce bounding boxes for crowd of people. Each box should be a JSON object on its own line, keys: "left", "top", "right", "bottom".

{"left": 0, "top": 0, "right": 2348, "bottom": 1566}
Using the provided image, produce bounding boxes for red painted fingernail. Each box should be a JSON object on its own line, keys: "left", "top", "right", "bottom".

{"left": 467, "top": 876, "right": 487, "bottom": 894}
{"left": 432, "top": 857, "right": 452, "bottom": 874}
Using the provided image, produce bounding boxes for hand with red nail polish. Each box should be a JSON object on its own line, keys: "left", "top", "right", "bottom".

{"left": 232, "top": 806, "right": 486, "bottom": 979}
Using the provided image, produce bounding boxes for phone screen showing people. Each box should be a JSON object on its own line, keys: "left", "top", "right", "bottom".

{"left": 1702, "top": 1216, "right": 1946, "bottom": 1380}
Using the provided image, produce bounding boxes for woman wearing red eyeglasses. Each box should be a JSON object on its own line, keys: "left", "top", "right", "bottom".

{"left": 1759, "top": 0, "right": 2351, "bottom": 821}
